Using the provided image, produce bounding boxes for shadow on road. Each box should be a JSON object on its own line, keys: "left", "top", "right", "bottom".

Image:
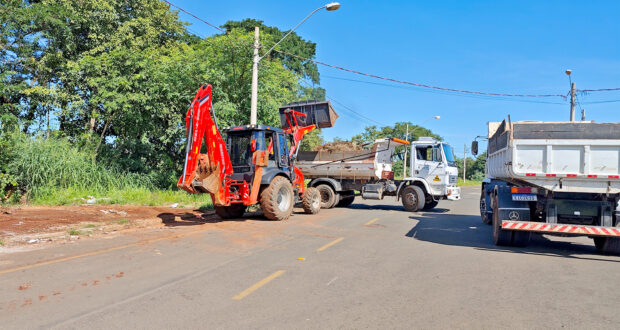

{"left": 157, "top": 208, "right": 312, "bottom": 227}
{"left": 406, "top": 212, "right": 620, "bottom": 262}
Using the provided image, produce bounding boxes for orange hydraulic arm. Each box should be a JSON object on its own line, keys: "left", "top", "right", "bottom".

{"left": 177, "top": 84, "right": 232, "bottom": 205}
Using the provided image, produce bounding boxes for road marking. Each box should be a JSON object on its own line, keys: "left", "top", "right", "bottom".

{"left": 0, "top": 226, "right": 214, "bottom": 275}
{"left": 326, "top": 276, "right": 338, "bottom": 286}
{"left": 317, "top": 237, "right": 344, "bottom": 252}
{"left": 233, "top": 270, "right": 285, "bottom": 300}
{"left": 364, "top": 218, "right": 379, "bottom": 226}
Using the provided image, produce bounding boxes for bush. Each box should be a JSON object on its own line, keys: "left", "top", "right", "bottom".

{"left": 3, "top": 134, "right": 152, "bottom": 202}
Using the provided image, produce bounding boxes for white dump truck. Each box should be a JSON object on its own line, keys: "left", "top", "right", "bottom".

{"left": 473, "top": 120, "right": 620, "bottom": 254}
{"left": 297, "top": 137, "right": 461, "bottom": 211}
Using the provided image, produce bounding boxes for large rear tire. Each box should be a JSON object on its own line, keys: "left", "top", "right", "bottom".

{"left": 480, "top": 190, "right": 492, "bottom": 225}
{"left": 215, "top": 204, "right": 246, "bottom": 219}
{"left": 593, "top": 237, "right": 620, "bottom": 255}
{"left": 422, "top": 199, "right": 439, "bottom": 210}
{"left": 302, "top": 187, "right": 321, "bottom": 214}
{"left": 316, "top": 184, "right": 338, "bottom": 209}
{"left": 336, "top": 193, "right": 355, "bottom": 207}
{"left": 401, "top": 185, "right": 425, "bottom": 212}
{"left": 492, "top": 192, "right": 512, "bottom": 246}
{"left": 260, "top": 176, "right": 294, "bottom": 221}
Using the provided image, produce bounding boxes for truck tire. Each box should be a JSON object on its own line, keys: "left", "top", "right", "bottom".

{"left": 215, "top": 204, "right": 246, "bottom": 219}
{"left": 401, "top": 185, "right": 425, "bottom": 212}
{"left": 593, "top": 237, "right": 620, "bottom": 255}
{"left": 316, "top": 184, "right": 338, "bottom": 209}
{"left": 301, "top": 187, "right": 321, "bottom": 214}
{"left": 260, "top": 176, "right": 294, "bottom": 221}
{"left": 336, "top": 193, "right": 355, "bottom": 207}
{"left": 480, "top": 190, "right": 491, "bottom": 225}
{"left": 422, "top": 199, "right": 439, "bottom": 210}
{"left": 492, "top": 193, "right": 512, "bottom": 246}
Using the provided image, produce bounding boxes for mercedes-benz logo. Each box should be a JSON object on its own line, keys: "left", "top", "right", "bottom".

{"left": 508, "top": 211, "right": 520, "bottom": 220}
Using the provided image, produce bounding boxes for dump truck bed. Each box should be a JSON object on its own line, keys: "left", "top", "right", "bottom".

{"left": 487, "top": 121, "right": 620, "bottom": 193}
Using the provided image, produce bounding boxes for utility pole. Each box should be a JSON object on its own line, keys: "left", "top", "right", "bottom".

{"left": 570, "top": 82, "right": 576, "bottom": 122}
{"left": 403, "top": 124, "right": 409, "bottom": 178}
{"left": 250, "top": 27, "right": 260, "bottom": 126}
{"left": 463, "top": 144, "right": 467, "bottom": 183}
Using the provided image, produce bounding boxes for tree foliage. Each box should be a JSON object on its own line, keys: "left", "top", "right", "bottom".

{"left": 1, "top": 0, "right": 324, "bottom": 191}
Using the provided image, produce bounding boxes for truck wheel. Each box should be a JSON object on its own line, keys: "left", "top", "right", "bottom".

{"left": 336, "top": 194, "right": 355, "bottom": 207}
{"left": 316, "top": 184, "right": 337, "bottom": 209}
{"left": 480, "top": 190, "right": 491, "bottom": 225}
{"left": 492, "top": 193, "right": 512, "bottom": 246}
{"left": 215, "top": 204, "right": 246, "bottom": 219}
{"left": 301, "top": 187, "right": 321, "bottom": 214}
{"left": 422, "top": 199, "right": 439, "bottom": 210}
{"left": 593, "top": 237, "right": 620, "bottom": 255}
{"left": 260, "top": 176, "right": 294, "bottom": 221}
{"left": 401, "top": 185, "right": 425, "bottom": 212}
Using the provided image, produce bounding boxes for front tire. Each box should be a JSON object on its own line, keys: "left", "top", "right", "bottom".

{"left": 260, "top": 176, "right": 294, "bottom": 221}
{"left": 401, "top": 185, "right": 425, "bottom": 212}
{"left": 302, "top": 187, "right": 321, "bottom": 214}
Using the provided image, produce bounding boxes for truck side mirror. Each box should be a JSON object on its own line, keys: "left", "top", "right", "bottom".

{"left": 471, "top": 141, "right": 478, "bottom": 156}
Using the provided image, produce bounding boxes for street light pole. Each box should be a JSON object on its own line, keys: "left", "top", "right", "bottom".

{"left": 249, "top": 3, "right": 340, "bottom": 125}
{"left": 250, "top": 26, "right": 260, "bottom": 126}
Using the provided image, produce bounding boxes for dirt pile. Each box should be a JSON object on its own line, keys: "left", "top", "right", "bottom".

{"left": 314, "top": 141, "right": 363, "bottom": 152}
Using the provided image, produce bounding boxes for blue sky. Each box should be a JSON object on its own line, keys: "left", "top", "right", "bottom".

{"left": 173, "top": 0, "right": 620, "bottom": 155}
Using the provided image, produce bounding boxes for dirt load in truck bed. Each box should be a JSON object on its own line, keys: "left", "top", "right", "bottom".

{"left": 314, "top": 141, "right": 364, "bottom": 152}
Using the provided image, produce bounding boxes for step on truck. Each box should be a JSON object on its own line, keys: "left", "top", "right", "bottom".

{"left": 297, "top": 137, "right": 461, "bottom": 211}
{"left": 473, "top": 120, "right": 620, "bottom": 254}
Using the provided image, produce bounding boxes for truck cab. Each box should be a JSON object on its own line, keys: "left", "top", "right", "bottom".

{"left": 408, "top": 137, "right": 460, "bottom": 201}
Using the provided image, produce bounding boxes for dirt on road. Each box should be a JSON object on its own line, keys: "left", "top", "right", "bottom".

{"left": 0, "top": 204, "right": 215, "bottom": 247}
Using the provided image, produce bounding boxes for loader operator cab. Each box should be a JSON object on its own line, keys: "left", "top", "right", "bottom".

{"left": 223, "top": 125, "right": 292, "bottom": 185}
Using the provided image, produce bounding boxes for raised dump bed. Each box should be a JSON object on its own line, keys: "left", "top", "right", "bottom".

{"left": 279, "top": 100, "right": 338, "bottom": 129}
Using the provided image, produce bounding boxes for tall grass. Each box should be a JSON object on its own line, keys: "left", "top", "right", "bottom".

{"left": 5, "top": 135, "right": 211, "bottom": 207}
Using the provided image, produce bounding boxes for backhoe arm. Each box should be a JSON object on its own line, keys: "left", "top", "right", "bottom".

{"left": 177, "top": 84, "right": 232, "bottom": 204}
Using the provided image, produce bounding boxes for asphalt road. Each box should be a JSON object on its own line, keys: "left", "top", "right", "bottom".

{"left": 1, "top": 186, "right": 619, "bottom": 329}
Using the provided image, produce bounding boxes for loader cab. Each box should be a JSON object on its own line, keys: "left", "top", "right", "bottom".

{"left": 223, "top": 125, "right": 291, "bottom": 184}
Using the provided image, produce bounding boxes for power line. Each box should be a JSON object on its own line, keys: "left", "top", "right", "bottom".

{"left": 299, "top": 79, "right": 387, "bottom": 126}
{"left": 162, "top": 0, "right": 224, "bottom": 33}
{"left": 275, "top": 50, "right": 568, "bottom": 99}
{"left": 579, "top": 87, "right": 620, "bottom": 93}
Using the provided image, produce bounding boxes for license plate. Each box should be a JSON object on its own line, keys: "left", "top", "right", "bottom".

{"left": 512, "top": 194, "right": 537, "bottom": 201}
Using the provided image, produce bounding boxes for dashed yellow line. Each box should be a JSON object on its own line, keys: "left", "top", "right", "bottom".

{"left": 364, "top": 218, "right": 380, "bottom": 226}
{"left": 233, "top": 270, "right": 285, "bottom": 300}
{"left": 317, "top": 237, "right": 344, "bottom": 252}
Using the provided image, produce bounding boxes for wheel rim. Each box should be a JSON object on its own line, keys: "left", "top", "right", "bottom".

{"left": 277, "top": 186, "right": 292, "bottom": 211}
{"left": 404, "top": 191, "right": 417, "bottom": 206}
{"left": 311, "top": 193, "right": 320, "bottom": 209}
{"left": 319, "top": 190, "right": 330, "bottom": 203}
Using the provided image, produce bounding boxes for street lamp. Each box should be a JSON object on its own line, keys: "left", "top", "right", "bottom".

{"left": 250, "top": 3, "right": 341, "bottom": 125}
{"left": 403, "top": 116, "right": 441, "bottom": 178}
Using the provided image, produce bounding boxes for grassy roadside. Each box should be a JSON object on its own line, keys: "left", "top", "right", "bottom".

{"left": 458, "top": 178, "right": 482, "bottom": 187}
{"left": 20, "top": 188, "right": 213, "bottom": 209}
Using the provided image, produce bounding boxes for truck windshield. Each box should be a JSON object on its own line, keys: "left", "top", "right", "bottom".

{"left": 442, "top": 144, "right": 456, "bottom": 166}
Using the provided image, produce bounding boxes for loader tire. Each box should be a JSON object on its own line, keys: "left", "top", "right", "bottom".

{"left": 260, "top": 176, "right": 294, "bottom": 221}
{"left": 401, "top": 185, "right": 425, "bottom": 212}
{"left": 316, "top": 184, "right": 338, "bottom": 209}
{"left": 215, "top": 204, "right": 246, "bottom": 219}
{"left": 593, "top": 237, "right": 620, "bottom": 255}
{"left": 301, "top": 187, "right": 321, "bottom": 214}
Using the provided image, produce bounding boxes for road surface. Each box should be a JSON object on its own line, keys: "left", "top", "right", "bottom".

{"left": 1, "top": 187, "right": 619, "bottom": 329}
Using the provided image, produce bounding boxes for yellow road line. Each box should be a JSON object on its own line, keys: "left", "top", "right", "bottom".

{"left": 233, "top": 270, "right": 285, "bottom": 300}
{"left": 364, "top": 218, "right": 380, "bottom": 226}
{"left": 0, "top": 226, "right": 214, "bottom": 275}
{"left": 317, "top": 237, "right": 344, "bottom": 252}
